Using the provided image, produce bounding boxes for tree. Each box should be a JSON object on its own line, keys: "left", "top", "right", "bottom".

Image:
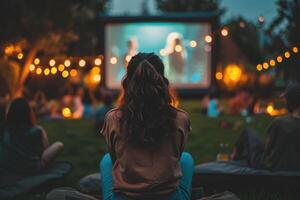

{"left": 0, "top": 0, "right": 109, "bottom": 97}
{"left": 267, "top": 0, "right": 300, "bottom": 80}
{"left": 226, "top": 17, "right": 264, "bottom": 68}
{"left": 156, "top": 0, "right": 223, "bottom": 13}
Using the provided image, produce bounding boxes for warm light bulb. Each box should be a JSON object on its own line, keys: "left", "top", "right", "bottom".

{"left": 94, "top": 58, "right": 102, "bottom": 66}
{"left": 79, "top": 59, "right": 86, "bottom": 67}
{"left": 34, "top": 58, "right": 40, "bottom": 65}
{"left": 221, "top": 28, "right": 229, "bottom": 37}
{"left": 269, "top": 60, "right": 276, "bottom": 67}
{"left": 49, "top": 59, "right": 56, "bottom": 67}
{"left": 17, "top": 53, "right": 23, "bottom": 60}
{"left": 29, "top": 64, "right": 35, "bottom": 71}
{"left": 263, "top": 62, "right": 269, "bottom": 69}
{"left": 51, "top": 67, "right": 57, "bottom": 74}
{"left": 190, "top": 40, "right": 197, "bottom": 48}
{"left": 62, "top": 70, "right": 69, "bottom": 78}
{"left": 256, "top": 64, "right": 263, "bottom": 71}
{"left": 204, "top": 35, "right": 212, "bottom": 43}
{"left": 36, "top": 67, "right": 42, "bottom": 75}
{"left": 284, "top": 51, "right": 290, "bottom": 58}
{"left": 64, "top": 59, "right": 71, "bottom": 67}
{"left": 110, "top": 57, "right": 117, "bottom": 65}
{"left": 277, "top": 56, "right": 283, "bottom": 63}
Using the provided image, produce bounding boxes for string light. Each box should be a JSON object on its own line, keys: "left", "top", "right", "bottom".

{"left": 110, "top": 57, "right": 117, "bottom": 65}
{"left": 94, "top": 58, "right": 102, "bottom": 66}
{"left": 64, "top": 59, "right": 71, "bottom": 67}
{"left": 284, "top": 51, "right": 290, "bottom": 58}
{"left": 36, "top": 67, "right": 42, "bottom": 75}
{"left": 190, "top": 40, "right": 197, "bottom": 48}
{"left": 34, "top": 58, "right": 40, "bottom": 65}
{"left": 51, "top": 67, "right": 57, "bottom": 74}
{"left": 263, "top": 62, "right": 269, "bottom": 69}
{"left": 29, "top": 64, "right": 35, "bottom": 71}
{"left": 269, "top": 59, "right": 276, "bottom": 67}
{"left": 256, "top": 64, "right": 263, "bottom": 71}
{"left": 62, "top": 70, "right": 69, "bottom": 78}
{"left": 58, "top": 64, "right": 65, "bottom": 72}
{"left": 44, "top": 68, "right": 50, "bottom": 76}
{"left": 79, "top": 59, "right": 86, "bottom": 67}
{"left": 49, "top": 59, "right": 56, "bottom": 66}
{"left": 204, "top": 35, "right": 212, "bottom": 43}
{"left": 277, "top": 56, "right": 283, "bottom": 63}
{"left": 17, "top": 53, "right": 23, "bottom": 60}
{"left": 292, "top": 46, "right": 298, "bottom": 53}
{"left": 221, "top": 28, "right": 229, "bottom": 37}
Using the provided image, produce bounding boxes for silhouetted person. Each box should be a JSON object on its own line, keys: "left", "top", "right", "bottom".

{"left": 0, "top": 98, "right": 64, "bottom": 174}
{"left": 232, "top": 81, "right": 300, "bottom": 171}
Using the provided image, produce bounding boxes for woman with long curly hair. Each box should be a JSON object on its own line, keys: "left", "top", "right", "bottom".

{"left": 99, "top": 52, "right": 193, "bottom": 200}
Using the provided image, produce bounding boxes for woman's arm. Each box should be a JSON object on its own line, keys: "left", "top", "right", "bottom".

{"left": 38, "top": 126, "right": 49, "bottom": 149}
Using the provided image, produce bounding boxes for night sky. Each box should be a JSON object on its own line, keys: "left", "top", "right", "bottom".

{"left": 110, "top": 0, "right": 278, "bottom": 25}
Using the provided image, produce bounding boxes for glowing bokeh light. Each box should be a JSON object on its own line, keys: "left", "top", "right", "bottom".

{"left": 64, "top": 59, "right": 71, "bottom": 67}
{"left": 110, "top": 57, "right": 118, "bottom": 65}
{"left": 94, "top": 58, "right": 102, "bottom": 66}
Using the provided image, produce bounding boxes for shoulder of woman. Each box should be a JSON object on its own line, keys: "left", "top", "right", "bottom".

{"left": 173, "top": 107, "right": 189, "bottom": 120}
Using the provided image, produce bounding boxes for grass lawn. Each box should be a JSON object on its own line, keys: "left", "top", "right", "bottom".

{"left": 39, "top": 100, "right": 275, "bottom": 199}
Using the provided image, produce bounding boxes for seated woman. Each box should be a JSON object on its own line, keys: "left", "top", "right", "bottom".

{"left": 0, "top": 98, "right": 64, "bottom": 174}
{"left": 99, "top": 53, "right": 194, "bottom": 200}
{"left": 232, "top": 81, "right": 300, "bottom": 171}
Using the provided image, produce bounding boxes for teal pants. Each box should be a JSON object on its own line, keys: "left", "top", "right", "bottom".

{"left": 99, "top": 152, "right": 194, "bottom": 200}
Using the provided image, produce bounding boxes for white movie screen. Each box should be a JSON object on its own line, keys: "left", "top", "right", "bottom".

{"left": 105, "top": 22, "right": 212, "bottom": 89}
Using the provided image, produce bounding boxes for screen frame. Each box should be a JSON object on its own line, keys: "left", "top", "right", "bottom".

{"left": 98, "top": 13, "right": 219, "bottom": 96}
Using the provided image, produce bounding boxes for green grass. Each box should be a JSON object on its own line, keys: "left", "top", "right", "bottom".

{"left": 40, "top": 100, "right": 272, "bottom": 184}
{"left": 37, "top": 100, "right": 276, "bottom": 199}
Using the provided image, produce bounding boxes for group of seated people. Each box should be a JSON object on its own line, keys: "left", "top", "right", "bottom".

{"left": 0, "top": 53, "right": 300, "bottom": 200}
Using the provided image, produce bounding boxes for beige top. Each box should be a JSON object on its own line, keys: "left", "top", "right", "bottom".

{"left": 100, "top": 107, "right": 191, "bottom": 199}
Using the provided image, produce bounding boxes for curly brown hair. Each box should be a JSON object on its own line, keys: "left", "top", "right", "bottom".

{"left": 118, "top": 52, "right": 177, "bottom": 146}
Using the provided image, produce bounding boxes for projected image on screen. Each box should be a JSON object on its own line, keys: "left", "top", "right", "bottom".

{"left": 105, "top": 22, "right": 211, "bottom": 89}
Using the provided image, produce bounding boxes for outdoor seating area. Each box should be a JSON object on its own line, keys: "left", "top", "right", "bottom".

{"left": 1, "top": 0, "right": 300, "bottom": 200}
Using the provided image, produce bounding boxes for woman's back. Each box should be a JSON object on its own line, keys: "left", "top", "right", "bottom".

{"left": 101, "top": 107, "right": 190, "bottom": 199}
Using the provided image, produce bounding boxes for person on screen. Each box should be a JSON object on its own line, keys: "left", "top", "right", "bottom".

{"left": 123, "top": 37, "right": 138, "bottom": 67}
{"left": 117, "top": 38, "right": 139, "bottom": 82}
{"left": 0, "top": 98, "right": 64, "bottom": 174}
{"left": 99, "top": 53, "right": 194, "bottom": 200}
{"left": 165, "top": 32, "right": 186, "bottom": 83}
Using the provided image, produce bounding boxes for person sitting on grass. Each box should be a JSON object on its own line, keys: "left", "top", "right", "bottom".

{"left": 232, "top": 81, "right": 300, "bottom": 171}
{"left": 99, "top": 53, "right": 194, "bottom": 200}
{"left": 0, "top": 98, "right": 64, "bottom": 174}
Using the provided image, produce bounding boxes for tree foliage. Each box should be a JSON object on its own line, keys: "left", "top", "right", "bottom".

{"left": 226, "top": 17, "right": 263, "bottom": 66}
{"left": 156, "top": 0, "right": 223, "bottom": 13}
{"left": 268, "top": 0, "right": 300, "bottom": 80}
{"left": 0, "top": 0, "right": 109, "bottom": 96}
